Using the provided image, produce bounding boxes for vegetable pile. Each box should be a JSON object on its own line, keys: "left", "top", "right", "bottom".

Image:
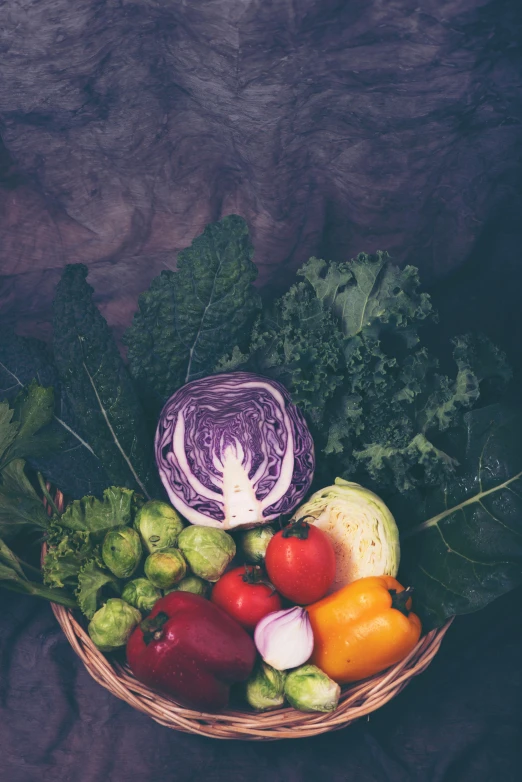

{"left": 1, "top": 214, "right": 522, "bottom": 714}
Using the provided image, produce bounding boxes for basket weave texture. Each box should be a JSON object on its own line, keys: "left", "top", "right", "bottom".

{"left": 43, "top": 490, "right": 453, "bottom": 740}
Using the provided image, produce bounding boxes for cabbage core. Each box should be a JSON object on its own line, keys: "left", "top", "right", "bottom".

{"left": 155, "top": 372, "right": 314, "bottom": 528}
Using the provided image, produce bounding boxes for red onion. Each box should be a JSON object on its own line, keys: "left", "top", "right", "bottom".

{"left": 254, "top": 606, "right": 314, "bottom": 671}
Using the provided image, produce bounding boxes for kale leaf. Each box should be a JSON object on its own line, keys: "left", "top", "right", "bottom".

{"left": 124, "top": 214, "right": 261, "bottom": 413}
{"left": 0, "top": 330, "right": 111, "bottom": 499}
{"left": 399, "top": 404, "right": 522, "bottom": 629}
{"left": 222, "top": 251, "right": 511, "bottom": 497}
{"left": 53, "top": 265, "right": 161, "bottom": 500}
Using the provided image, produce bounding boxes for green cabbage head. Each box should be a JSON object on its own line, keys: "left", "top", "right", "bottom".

{"left": 291, "top": 478, "right": 399, "bottom": 591}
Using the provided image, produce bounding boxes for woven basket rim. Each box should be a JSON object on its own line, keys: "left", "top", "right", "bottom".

{"left": 41, "top": 491, "right": 454, "bottom": 740}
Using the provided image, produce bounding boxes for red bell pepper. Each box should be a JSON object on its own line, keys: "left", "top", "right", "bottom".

{"left": 126, "top": 591, "right": 256, "bottom": 711}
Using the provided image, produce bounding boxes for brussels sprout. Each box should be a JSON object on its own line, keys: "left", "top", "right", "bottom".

{"left": 121, "top": 578, "right": 162, "bottom": 613}
{"left": 102, "top": 526, "right": 142, "bottom": 579}
{"left": 144, "top": 548, "right": 187, "bottom": 589}
{"left": 177, "top": 526, "right": 236, "bottom": 582}
{"left": 284, "top": 665, "right": 340, "bottom": 713}
{"left": 165, "top": 575, "right": 209, "bottom": 597}
{"left": 88, "top": 598, "right": 141, "bottom": 652}
{"left": 134, "top": 500, "right": 185, "bottom": 554}
{"left": 245, "top": 661, "right": 286, "bottom": 711}
{"left": 238, "top": 525, "right": 275, "bottom": 564}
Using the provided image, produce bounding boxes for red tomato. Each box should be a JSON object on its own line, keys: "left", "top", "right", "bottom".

{"left": 211, "top": 566, "right": 282, "bottom": 631}
{"left": 265, "top": 520, "right": 336, "bottom": 605}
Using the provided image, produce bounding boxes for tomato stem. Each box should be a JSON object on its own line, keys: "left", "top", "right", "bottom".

{"left": 241, "top": 565, "right": 277, "bottom": 593}
{"left": 282, "top": 517, "right": 313, "bottom": 540}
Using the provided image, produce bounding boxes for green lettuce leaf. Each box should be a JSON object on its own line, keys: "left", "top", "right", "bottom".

{"left": 58, "top": 486, "right": 136, "bottom": 534}
{"left": 43, "top": 486, "right": 137, "bottom": 590}
{"left": 53, "top": 265, "right": 161, "bottom": 499}
{"left": 76, "top": 556, "right": 120, "bottom": 619}
{"left": 399, "top": 404, "right": 522, "bottom": 629}
{"left": 43, "top": 526, "right": 96, "bottom": 589}
{"left": 124, "top": 214, "right": 261, "bottom": 411}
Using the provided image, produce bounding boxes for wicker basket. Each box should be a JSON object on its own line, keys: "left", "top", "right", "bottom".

{"left": 42, "top": 490, "right": 453, "bottom": 740}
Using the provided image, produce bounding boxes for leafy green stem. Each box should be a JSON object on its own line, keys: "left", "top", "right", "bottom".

{"left": 1, "top": 580, "right": 77, "bottom": 608}
{"left": 402, "top": 469, "right": 522, "bottom": 539}
{"left": 37, "top": 472, "right": 61, "bottom": 517}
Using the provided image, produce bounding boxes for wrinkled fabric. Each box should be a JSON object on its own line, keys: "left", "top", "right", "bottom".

{"left": 3, "top": 215, "right": 522, "bottom": 779}
{"left": 1, "top": 587, "right": 521, "bottom": 782}
{"left": 1, "top": 220, "right": 522, "bottom": 780}
{"left": 1, "top": 1, "right": 522, "bottom": 779}
{"left": 1, "top": 0, "right": 522, "bottom": 342}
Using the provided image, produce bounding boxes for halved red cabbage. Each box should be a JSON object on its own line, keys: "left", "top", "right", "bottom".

{"left": 155, "top": 372, "right": 315, "bottom": 528}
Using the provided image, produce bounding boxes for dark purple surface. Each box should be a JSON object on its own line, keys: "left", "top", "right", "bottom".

{"left": 1, "top": 0, "right": 522, "bottom": 778}
{"left": 3, "top": 201, "right": 522, "bottom": 780}
{"left": 1, "top": 587, "right": 521, "bottom": 782}
{"left": 1, "top": 0, "right": 522, "bottom": 343}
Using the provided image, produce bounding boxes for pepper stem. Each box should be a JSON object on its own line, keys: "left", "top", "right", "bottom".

{"left": 140, "top": 611, "right": 169, "bottom": 645}
{"left": 389, "top": 587, "right": 414, "bottom": 617}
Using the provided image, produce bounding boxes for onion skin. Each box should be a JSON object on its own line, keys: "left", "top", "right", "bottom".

{"left": 254, "top": 606, "right": 314, "bottom": 671}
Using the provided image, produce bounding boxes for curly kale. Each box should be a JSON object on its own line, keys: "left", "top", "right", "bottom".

{"left": 220, "top": 251, "right": 511, "bottom": 496}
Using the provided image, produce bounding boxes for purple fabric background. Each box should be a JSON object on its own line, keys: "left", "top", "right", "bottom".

{"left": 1, "top": 1, "right": 522, "bottom": 779}
{"left": 1, "top": 0, "right": 522, "bottom": 344}
{"left": 2, "top": 587, "right": 521, "bottom": 782}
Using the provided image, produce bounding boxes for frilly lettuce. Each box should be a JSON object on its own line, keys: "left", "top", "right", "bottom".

{"left": 43, "top": 486, "right": 139, "bottom": 616}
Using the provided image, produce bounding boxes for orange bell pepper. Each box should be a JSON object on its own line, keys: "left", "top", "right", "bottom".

{"left": 306, "top": 576, "right": 422, "bottom": 684}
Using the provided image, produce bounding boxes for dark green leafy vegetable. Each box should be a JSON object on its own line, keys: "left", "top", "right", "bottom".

{"left": 124, "top": 214, "right": 261, "bottom": 411}
{"left": 239, "top": 282, "right": 345, "bottom": 425}
{"left": 227, "top": 252, "right": 511, "bottom": 496}
{"left": 0, "top": 381, "right": 57, "bottom": 470}
{"left": 0, "top": 331, "right": 111, "bottom": 498}
{"left": 0, "top": 459, "right": 50, "bottom": 539}
{"left": 53, "top": 264, "right": 161, "bottom": 499}
{"left": 0, "top": 537, "right": 77, "bottom": 608}
{"left": 0, "top": 383, "right": 59, "bottom": 539}
{"left": 43, "top": 487, "right": 137, "bottom": 592}
{"left": 399, "top": 404, "right": 522, "bottom": 629}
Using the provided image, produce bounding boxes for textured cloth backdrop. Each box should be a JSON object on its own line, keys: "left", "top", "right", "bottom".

{"left": 1, "top": 588, "right": 521, "bottom": 782}
{"left": 1, "top": 0, "right": 522, "bottom": 342}
{"left": 1, "top": 1, "right": 522, "bottom": 780}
